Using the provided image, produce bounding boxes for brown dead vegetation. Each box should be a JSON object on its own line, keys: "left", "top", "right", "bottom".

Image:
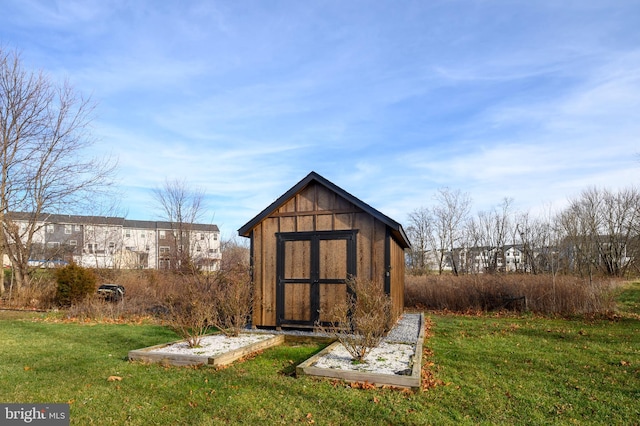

{"left": 405, "top": 273, "right": 620, "bottom": 315}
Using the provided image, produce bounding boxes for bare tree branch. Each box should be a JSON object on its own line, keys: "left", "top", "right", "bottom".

{"left": 0, "top": 47, "right": 116, "bottom": 291}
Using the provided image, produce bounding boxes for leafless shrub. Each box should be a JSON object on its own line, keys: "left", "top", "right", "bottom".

{"left": 210, "top": 263, "right": 252, "bottom": 337}
{"left": 57, "top": 269, "right": 176, "bottom": 319}
{"left": 158, "top": 264, "right": 252, "bottom": 345}
{"left": 164, "top": 275, "right": 217, "bottom": 348}
{"left": 65, "top": 295, "right": 128, "bottom": 321}
{"left": 1, "top": 270, "right": 57, "bottom": 309}
{"left": 317, "top": 276, "right": 392, "bottom": 362}
{"left": 405, "top": 274, "right": 620, "bottom": 315}
{"left": 2, "top": 264, "right": 253, "bottom": 337}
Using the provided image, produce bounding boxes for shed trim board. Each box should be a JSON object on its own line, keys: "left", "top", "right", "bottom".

{"left": 239, "top": 171, "right": 410, "bottom": 328}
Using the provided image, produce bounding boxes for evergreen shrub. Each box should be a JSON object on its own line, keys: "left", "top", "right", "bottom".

{"left": 55, "top": 263, "right": 97, "bottom": 307}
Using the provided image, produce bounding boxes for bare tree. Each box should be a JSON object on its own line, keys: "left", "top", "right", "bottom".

{"left": 431, "top": 188, "right": 472, "bottom": 275}
{"left": 0, "top": 47, "right": 116, "bottom": 291}
{"left": 151, "top": 178, "right": 207, "bottom": 272}
{"left": 468, "top": 198, "right": 514, "bottom": 273}
{"left": 515, "top": 211, "right": 552, "bottom": 274}
{"left": 406, "top": 207, "right": 432, "bottom": 275}
{"left": 558, "top": 187, "right": 639, "bottom": 278}
{"left": 219, "top": 236, "right": 249, "bottom": 271}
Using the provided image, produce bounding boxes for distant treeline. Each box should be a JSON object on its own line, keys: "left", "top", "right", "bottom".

{"left": 406, "top": 186, "right": 640, "bottom": 279}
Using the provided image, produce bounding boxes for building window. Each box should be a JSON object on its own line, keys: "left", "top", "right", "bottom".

{"left": 196, "top": 245, "right": 201, "bottom": 252}
{"left": 69, "top": 240, "right": 77, "bottom": 246}
{"left": 159, "top": 230, "right": 166, "bottom": 239}
{"left": 46, "top": 225, "right": 54, "bottom": 233}
{"left": 125, "top": 230, "right": 131, "bottom": 238}
{"left": 200, "top": 233, "right": 205, "bottom": 240}
{"left": 64, "top": 224, "right": 72, "bottom": 234}
{"left": 75, "top": 224, "right": 81, "bottom": 232}
{"left": 159, "top": 246, "right": 170, "bottom": 254}
{"left": 213, "top": 233, "right": 218, "bottom": 241}
{"left": 47, "top": 242, "right": 60, "bottom": 248}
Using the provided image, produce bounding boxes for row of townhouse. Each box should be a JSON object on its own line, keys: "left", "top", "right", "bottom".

{"left": 425, "top": 239, "right": 634, "bottom": 275}
{"left": 424, "top": 245, "right": 530, "bottom": 274}
{"left": 2, "top": 213, "right": 221, "bottom": 271}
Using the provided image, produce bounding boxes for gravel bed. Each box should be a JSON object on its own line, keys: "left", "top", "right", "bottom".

{"left": 312, "top": 341, "right": 415, "bottom": 375}
{"left": 249, "top": 313, "right": 422, "bottom": 345}
{"left": 148, "top": 333, "right": 276, "bottom": 357}
{"left": 309, "top": 314, "right": 423, "bottom": 376}
{"left": 142, "top": 314, "right": 423, "bottom": 376}
{"left": 384, "top": 313, "right": 422, "bottom": 344}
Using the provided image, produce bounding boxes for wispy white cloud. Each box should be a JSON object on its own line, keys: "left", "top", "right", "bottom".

{"left": 2, "top": 0, "right": 639, "bottom": 234}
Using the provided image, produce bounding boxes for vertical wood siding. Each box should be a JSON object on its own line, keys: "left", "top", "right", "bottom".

{"left": 249, "top": 181, "right": 405, "bottom": 327}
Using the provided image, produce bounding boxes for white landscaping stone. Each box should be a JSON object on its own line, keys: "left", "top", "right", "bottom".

{"left": 148, "top": 333, "right": 275, "bottom": 358}
{"left": 312, "top": 341, "right": 415, "bottom": 375}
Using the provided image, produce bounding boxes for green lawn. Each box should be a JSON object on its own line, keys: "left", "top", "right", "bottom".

{"left": 0, "top": 282, "right": 638, "bottom": 425}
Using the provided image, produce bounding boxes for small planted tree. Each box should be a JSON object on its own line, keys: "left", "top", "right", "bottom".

{"left": 55, "top": 263, "right": 97, "bottom": 307}
{"left": 318, "top": 276, "right": 392, "bottom": 362}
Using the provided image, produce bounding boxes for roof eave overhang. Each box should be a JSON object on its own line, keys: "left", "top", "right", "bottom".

{"left": 238, "top": 171, "right": 411, "bottom": 249}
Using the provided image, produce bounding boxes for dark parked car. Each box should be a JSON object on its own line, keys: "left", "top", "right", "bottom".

{"left": 97, "top": 284, "right": 125, "bottom": 302}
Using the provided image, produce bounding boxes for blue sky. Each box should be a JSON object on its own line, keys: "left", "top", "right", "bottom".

{"left": 2, "top": 0, "right": 639, "bottom": 238}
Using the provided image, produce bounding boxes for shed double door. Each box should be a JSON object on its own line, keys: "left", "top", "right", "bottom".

{"left": 276, "top": 230, "right": 357, "bottom": 327}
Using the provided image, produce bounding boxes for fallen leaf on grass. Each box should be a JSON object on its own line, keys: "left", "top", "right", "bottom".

{"left": 422, "top": 336, "right": 445, "bottom": 391}
{"left": 238, "top": 349, "right": 264, "bottom": 363}
{"left": 107, "top": 376, "right": 123, "bottom": 382}
{"left": 350, "top": 381, "right": 376, "bottom": 390}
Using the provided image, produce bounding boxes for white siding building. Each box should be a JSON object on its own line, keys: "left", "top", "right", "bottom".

{"left": 3, "top": 213, "right": 221, "bottom": 271}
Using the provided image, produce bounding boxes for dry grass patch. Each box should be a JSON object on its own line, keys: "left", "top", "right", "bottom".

{"left": 405, "top": 274, "right": 620, "bottom": 315}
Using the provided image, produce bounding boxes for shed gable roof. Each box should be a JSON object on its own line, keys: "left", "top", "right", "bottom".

{"left": 238, "top": 171, "right": 411, "bottom": 249}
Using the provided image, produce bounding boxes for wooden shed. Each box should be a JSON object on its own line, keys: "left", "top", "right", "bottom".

{"left": 238, "top": 172, "right": 411, "bottom": 328}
